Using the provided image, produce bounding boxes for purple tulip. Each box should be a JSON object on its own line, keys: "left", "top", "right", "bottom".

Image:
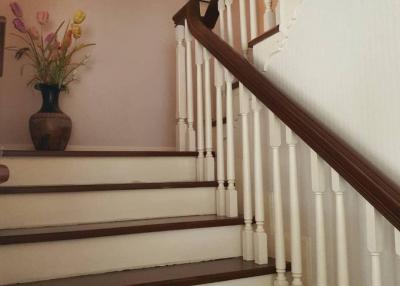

{"left": 12, "top": 18, "right": 26, "bottom": 33}
{"left": 45, "top": 33, "right": 55, "bottom": 43}
{"left": 10, "top": 2, "right": 23, "bottom": 18}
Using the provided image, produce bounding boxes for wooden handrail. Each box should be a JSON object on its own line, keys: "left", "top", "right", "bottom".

{"left": 0, "top": 165, "right": 9, "bottom": 184}
{"left": 0, "top": 16, "right": 6, "bottom": 77}
{"left": 177, "top": 0, "right": 400, "bottom": 230}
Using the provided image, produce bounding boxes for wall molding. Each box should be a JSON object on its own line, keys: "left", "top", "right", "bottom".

{"left": 0, "top": 144, "right": 176, "bottom": 152}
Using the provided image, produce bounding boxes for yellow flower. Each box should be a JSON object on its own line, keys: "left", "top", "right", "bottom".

{"left": 71, "top": 24, "right": 82, "bottom": 39}
{"left": 73, "top": 10, "right": 86, "bottom": 24}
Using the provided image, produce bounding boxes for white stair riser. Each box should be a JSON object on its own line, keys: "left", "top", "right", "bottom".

{"left": 199, "top": 275, "right": 274, "bottom": 286}
{"left": 0, "top": 187, "right": 216, "bottom": 228}
{"left": 0, "top": 225, "right": 241, "bottom": 285}
{"left": 1, "top": 157, "right": 197, "bottom": 186}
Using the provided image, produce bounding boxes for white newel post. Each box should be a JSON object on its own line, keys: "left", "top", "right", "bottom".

{"left": 286, "top": 128, "right": 303, "bottom": 286}
{"left": 269, "top": 112, "right": 288, "bottom": 284}
{"left": 214, "top": 58, "right": 226, "bottom": 216}
{"left": 224, "top": 0, "right": 238, "bottom": 218}
{"left": 175, "top": 25, "right": 187, "bottom": 151}
{"left": 264, "top": 0, "right": 275, "bottom": 30}
{"left": 184, "top": 20, "right": 196, "bottom": 151}
{"left": 331, "top": 169, "right": 350, "bottom": 286}
{"left": 195, "top": 40, "right": 205, "bottom": 180}
{"left": 238, "top": 0, "right": 253, "bottom": 261}
{"left": 203, "top": 47, "right": 215, "bottom": 181}
{"left": 310, "top": 150, "right": 328, "bottom": 286}
{"left": 365, "top": 202, "right": 382, "bottom": 286}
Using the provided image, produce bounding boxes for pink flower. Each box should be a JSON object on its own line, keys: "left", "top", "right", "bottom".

{"left": 45, "top": 33, "right": 55, "bottom": 43}
{"left": 37, "top": 11, "right": 49, "bottom": 25}
{"left": 10, "top": 2, "right": 23, "bottom": 18}
{"left": 28, "top": 27, "right": 39, "bottom": 40}
{"left": 12, "top": 18, "right": 26, "bottom": 33}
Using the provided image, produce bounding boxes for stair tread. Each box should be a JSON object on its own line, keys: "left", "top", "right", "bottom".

{"left": 0, "top": 181, "right": 218, "bottom": 194}
{"left": 0, "top": 215, "right": 242, "bottom": 245}
{"left": 1, "top": 150, "right": 198, "bottom": 157}
{"left": 6, "top": 257, "right": 276, "bottom": 286}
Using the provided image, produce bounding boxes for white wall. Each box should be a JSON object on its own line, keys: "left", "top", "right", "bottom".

{"left": 1, "top": 0, "right": 187, "bottom": 150}
{"left": 248, "top": 0, "right": 400, "bottom": 285}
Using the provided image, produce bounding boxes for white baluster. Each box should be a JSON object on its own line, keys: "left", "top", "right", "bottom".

{"left": 237, "top": 0, "right": 253, "bottom": 261}
{"left": 365, "top": 201, "right": 382, "bottom": 286}
{"left": 331, "top": 169, "right": 350, "bottom": 286}
{"left": 269, "top": 112, "right": 288, "bottom": 284}
{"left": 264, "top": 0, "right": 276, "bottom": 31}
{"left": 195, "top": 40, "right": 204, "bottom": 180}
{"left": 224, "top": 0, "right": 238, "bottom": 218}
{"left": 310, "top": 150, "right": 328, "bottom": 286}
{"left": 395, "top": 229, "right": 400, "bottom": 259}
{"left": 218, "top": 0, "right": 226, "bottom": 40}
{"left": 286, "top": 127, "right": 303, "bottom": 286}
{"left": 249, "top": 0, "right": 259, "bottom": 39}
{"left": 214, "top": 58, "right": 226, "bottom": 216}
{"left": 184, "top": 20, "right": 196, "bottom": 151}
{"left": 203, "top": 47, "right": 215, "bottom": 181}
{"left": 175, "top": 25, "right": 187, "bottom": 151}
{"left": 252, "top": 98, "right": 268, "bottom": 264}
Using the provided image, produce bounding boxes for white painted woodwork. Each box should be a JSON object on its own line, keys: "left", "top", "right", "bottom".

{"left": 195, "top": 40, "right": 205, "bottom": 181}
{"left": 175, "top": 25, "right": 187, "bottom": 151}
{"left": 224, "top": 0, "right": 238, "bottom": 218}
{"left": 238, "top": 84, "right": 253, "bottom": 261}
{"left": 310, "top": 150, "right": 328, "bottom": 286}
{"left": 218, "top": 0, "right": 226, "bottom": 40}
{"left": 2, "top": 157, "right": 197, "bottom": 186}
{"left": 199, "top": 275, "right": 274, "bottom": 286}
{"left": 395, "top": 229, "right": 400, "bottom": 257}
{"left": 0, "top": 187, "right": 217, "bottom": 229}
{"left": 203, "top": 47, "right": 215, "bottom": 181}
{"left": 214, "top": 58, "right": 226, "bottom": 216}
{"left": 249, "top": 0, "right": 258, "bottom": 39}
{"left": 268, "top": 111, "right": 288, "bottom": 285}
{"left": 251, "top": 97, "right": 268, "bottom": 265}
{"left": 263, "top": 0, "right": 276, "bottom": 31}
{"left": 0, "top": 225, "right": 242, "bottom": 285}
{"left": 238, "top": 0, "right": 249, "bottom": 56}
{"left": 331, "top": 169, "right": 350, "bottom": 286}
{"left": 285, "top": 127, "right": 303, "bottom": 285}
{"left": 184, "top": 20, "right": 196, "bottom": 151}
{"left": 365, "top": 201, "right": 383, "bottom": 286}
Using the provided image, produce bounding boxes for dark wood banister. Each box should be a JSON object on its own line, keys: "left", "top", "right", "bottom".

{"left": 175, "top": 0, "right": 400, "bottom": 230}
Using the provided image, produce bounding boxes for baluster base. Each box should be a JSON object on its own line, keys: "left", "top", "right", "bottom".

{"left": 216, "top": 185, "right": 226, "bottom": 216}
{"left": 253, "top": 230, "right": 268, "bottom": 264}
{"left": 205, "top": 155, "right": 215, "bottom": 181}
{"left": 242, "top": 225, "right": 254, "bottom": 261}
{"left": 187, "top": 128, "right": 196, "bottom": 152}
{"left": 225, "top": 187, "right": 238, "bottom": 217}
{"left": 176, "top": 121, "right": 187, "bottom": 151}
{"left": 274, "top": 274, "right": 289, "bottom": 286}
{"left": 196, "top": 155, "right": 205, "bottom": 181}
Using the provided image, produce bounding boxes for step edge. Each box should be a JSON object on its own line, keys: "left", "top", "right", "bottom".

{"left": 0, "top": 181, "right": 218, "bottom": 194}
{"left": 0, "top": 216, "right": 243, "bottom": 245}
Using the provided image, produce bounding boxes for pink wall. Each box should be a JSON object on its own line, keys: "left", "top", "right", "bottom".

{"left": 0, "top": 0, "right": 187, "bottom": 150}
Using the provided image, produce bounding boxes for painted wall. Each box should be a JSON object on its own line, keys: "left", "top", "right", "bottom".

{"left": 0, "top": 0, "right": 187, "bottom": 150}
{"left": 248, "top": 0, "right": 400, "bottom": 285}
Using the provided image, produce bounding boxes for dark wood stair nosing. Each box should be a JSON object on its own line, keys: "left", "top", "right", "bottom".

{"left": 0, "top": 215, "right": 243, "bottom": 245}
{"left": 5, "top": 257, "right": 279, "bottom": 286}
{"left": 0, "top": 181, "right": 218, "bottom": 194}
{"left": 248, "top": 25, "right": 280, "bottom": 48}
{"left": 1, "top": 150, "right": 199, "bottom": 158}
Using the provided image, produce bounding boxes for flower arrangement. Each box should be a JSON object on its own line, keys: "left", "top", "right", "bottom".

{"left": 8, "top": 2, "right": 95, "bottom": 90}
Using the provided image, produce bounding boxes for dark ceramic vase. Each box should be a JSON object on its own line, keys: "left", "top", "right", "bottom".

{"left": 29, "top": 84, "right": 72, "bottom": 151}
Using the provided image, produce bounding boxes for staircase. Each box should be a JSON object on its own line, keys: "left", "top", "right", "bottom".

{"left": 0, "top": 150, "right": 277, "bottom": 285}
{"left": 1, "top": 0, "right": 400, "bottom": 285}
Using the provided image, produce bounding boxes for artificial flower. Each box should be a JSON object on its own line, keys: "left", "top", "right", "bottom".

{"left": 61, "top": 30, "right": 73, "bottom": 50}
{"left": 73, "top": 10, "right": 86, "bottom": 24}
{"left": 45, "top": 32, "right": 55, "bottom": 44}
{"left": 37, "top": 11, "right": 50, "bottom": 25}
{"left": 71, "top": 24, "right": 81, "bottom": 39}
{"left": 10, "top": 2, "right": 23, "bottom": 18}
{"left": 27, "top": 27, "right": 40, "bottom": 40}
{"left": 12, "top": 18, "right": 26, "bottom": 33}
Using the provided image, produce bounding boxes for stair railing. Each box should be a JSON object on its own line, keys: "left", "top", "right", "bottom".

{"left": 173, "top": 0, "right": 400, "bottom": 285}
